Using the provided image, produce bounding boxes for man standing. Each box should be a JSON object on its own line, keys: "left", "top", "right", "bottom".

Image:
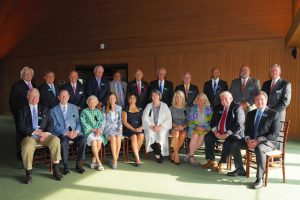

{"left": 227, "top": 91, "right": 280, "bottom": 189}
{"left": 127, "top": 69, "right": 150, "bottom": 110}
{"left": 63, "top": 71, "right": 86, "bottom": 111}
{"left": 261, "top": 64, "right": 291, "bottom": 151}
{"left": 204, "top": 67, "right": 228, "bottom": 108}
{"left": 17, "top": 89, "right": 62, "bottom": 184}
{"left": 9, "top": 66, "right": 36, "bottom": 160}
{"left": 202, "top": 91, "right": 245, "bottom": 172}
{"left": 50, "top": 90, "right": 86, "bottom": 175}
{"left": 110, "top": 71, "right": 127, "bottom": 107}
{"left": 175, "top": 72, "right": 199, "bottom": 107}
{"left": 150, "top": 67, "right": 174, "bottom": 106}
{"left": 38, "top": 71, "right": 59, "bottom": 109}
{"left": 86, "top": 65, "right": 110, "bottom": 109}
{"left": 230, "top": 65, "right": 260, "bottom": 109}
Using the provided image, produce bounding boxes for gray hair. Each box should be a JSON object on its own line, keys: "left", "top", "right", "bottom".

{"left": 20, "top": 66, "right": 34, "bottom": 79}
{"left": 219, "top": 91, "right": 233, "bottom": 99}
{"left": 270, "top": 63, "right": 281, "bottom": 71}
{"left": 157, "top": 67, "right": 167, "bottom": 75}
{"left": 86, "top": 95, "right": 99, "bottom": 105}
{"left": 255, "top": 91, "right": 268, "bottom": 101}
{"left": 151, "top": 89, "right": 162, "bottom": 100}
{"left": 94, "top": 65, "right": 104, "bottom": 73}
{"left": 27, "top": 88, "right": 39, "bottom": 97}
{"left": 193, "top": 93, "right": 210, "bottom": 107}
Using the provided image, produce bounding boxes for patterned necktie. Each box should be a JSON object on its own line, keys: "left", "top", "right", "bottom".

{"left": 270, "top": 81, "right": 276, "bottom": 92}
{"left": 72, "top": 84, "right": 76, "bottom": 95}
{"left": 219, "top": 108, "right": 228, "bottom": 134}
{"left": 159, "top": 81, "right": 163, "bottom": 93}
{"left": 185, "top": 85, "right": 189, "bottom": 97}
{"left": 51, "top": 84, "right": 56, "bottom": 96}
{"left": 28, "top": 82, "right": 33, "bottom": 89}
{"left": 242, "top": 78, "right": 246, "bottom": 94}
{"left": 213, "top": 80, "right": 217, "bottom": 95}
{"left": 254, "top": 110, "right": 262, "bottom": 138}
{"left": 117, "top": 82, "right": 124, "bottom": 106}
{"left": 137, "top": 82, "right": 141, "bottom": 96}
{"left": 32, "top": 106, "right": 38, "bottom": 130}
{"left": 62, "top": 106, "right": 68, "bottom": 128}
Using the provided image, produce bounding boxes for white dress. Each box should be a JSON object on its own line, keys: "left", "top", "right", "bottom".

{"left": 142, "top": 102, "right": 172, "bottom": 156}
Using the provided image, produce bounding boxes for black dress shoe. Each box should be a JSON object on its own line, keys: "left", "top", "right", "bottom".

{"left": 24, "top": 174, "right": 32, "bottom": 184}
{"left": 253, "top": 178, "right": 264, "bottom": 189}
{"left": 227, "top": 169, "right": 246, "bottom": 177}
{"left": 53, "top": 171, "right": 63, "bottom": 181}
{"left": 155, "top": 154, "right": 163, "bottom": 164}
{"left": 63, "top": 167, "right": 70, "bottom": 175}
{"left": 76, "top": 165, "right": 85, "bottom": 174}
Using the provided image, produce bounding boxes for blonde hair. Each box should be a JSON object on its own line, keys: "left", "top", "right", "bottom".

{"left": 106, "top": 92, "right": 118, "bottom": 112}
{"left": 86, "top": 95, "right": 99, "bottom": 105}
{"left": 172, "top": 90, "right": 186, "bottom": 109}
{"left": 193, "top": 93, "right": 210, "bottom": 107}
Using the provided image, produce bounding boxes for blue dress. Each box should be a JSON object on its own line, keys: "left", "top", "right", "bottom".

{"left": 104, "top": 105, "right": 123, "bottom": 137}
{"left": 122, "top": 106, "right": 143, "bottom": 137}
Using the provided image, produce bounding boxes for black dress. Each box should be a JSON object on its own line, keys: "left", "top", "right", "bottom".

{"left": 123, "top": 106, "right": 143, "bottom": 137}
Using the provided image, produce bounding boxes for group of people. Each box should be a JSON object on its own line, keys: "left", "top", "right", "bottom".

{"left": 9, "top": 64, "right": 291, "bottom": 189}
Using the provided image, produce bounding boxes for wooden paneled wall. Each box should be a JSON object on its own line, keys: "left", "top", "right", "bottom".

{"left": 1, "top": 39, "right": 299, "bottom": 139}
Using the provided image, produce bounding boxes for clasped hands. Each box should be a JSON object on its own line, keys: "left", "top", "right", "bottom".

{"left": 213, "top": 130, "right": 229, "bottom": 140}
{"left": 150, "top": 125, "right": 163, "bottom": 133}
{"left": 33, "top": 129, "right": 50, "bottom": 142}
{"left": 92, "top": 128, "right": 103, "bottom": 136}
{"left": 65, "top": 130, "right": 79, "bottom": 139}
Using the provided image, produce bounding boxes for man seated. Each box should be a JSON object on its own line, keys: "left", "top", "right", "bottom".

{"left": 227, "top": 91, "right": 280, "bottom": 189}
{"left": 17, "top": 89, "right": 62, "bottom": 184}
{"left": 50, "top": 90, "right": 86, "bottom": 175}
{"left": 202, "top": 91, "right": 245, "bottom": 172}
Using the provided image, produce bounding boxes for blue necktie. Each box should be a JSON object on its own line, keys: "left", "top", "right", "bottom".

{"left": 97, "top": 79, "right": 101, "bottom": 89}
{"left": 213, "top": 80, "right": 217, "bottom": 95}
{"left": 32, "top": 106, "right": 38, "bottom": 130}
{"left": 62, "top": 106, "right": 68, "bottom": 128}
{"left": 51, "top": 84, "right": 56, "bottom": 96}
{"left": 159, "top": 81, "right": 163, "bottom": 93}
{"left": 118, "top": 82, "right": 124, "bottom": 106}
{"left": 254, "top": 110, "right": 262, "bottom": 138}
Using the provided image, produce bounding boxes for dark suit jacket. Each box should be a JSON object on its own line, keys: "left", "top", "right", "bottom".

{"left": 230, "top": 77, "right": 260, "bottom": 105}
{"left": 245, "top": 107, "right": 280, "bottom": 148}
{"left": 150, "top": 80, "right": 174, "bottom": 106}
{"left": 126, "top": 80, "right": 150, "bottom": 110}
{"left": 203, "top": 79, "right": 228, "bottom": 107}
{"left": 38, "top": 82, "right": 59, "bottom": 109}
{"left": 175, "top": 84, "right": 199, "bottom": 107}
{"left": 261, "top": 78, "right": 291, "bottom": 121}
{"left": 63, "top": 82, "right": 86, "bottom": 110}
{"left": 210, "top": 102, "right": 245, "bottom": 139}
{"left": 86, "top": 76, "right": 110, "bottom": 106}
{"left": 9, "top": 80, "right": 36, "bottom": 118}
{"left": 17, "top": 104, "right": 53, "bottom": 140}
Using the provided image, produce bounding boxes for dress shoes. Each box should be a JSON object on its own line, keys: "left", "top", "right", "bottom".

{"left": 155, "top": 154, "right": 163, "bottom": 164}
{"left": 63, "top": 166, "right": 70, "bottom": 175}
{"left": 53, "top": 171, "right": 63, "bottom": 181}
{"left": 215, "top": 163, "right": 224, "bottom": 172}
{"left": 227, "top": 169, "right": 246, "bottom": 177}
{"left": 202, "top": 160, "right": 217, "bottom": 169}
{"left": 253, "top": 178, "right": 264, "bottom": 189}
{"left": 24, "top": 174, "right": 32, "bottom": 184}
{"left": 76, "top": 165, "right": 85, "bottom": 174}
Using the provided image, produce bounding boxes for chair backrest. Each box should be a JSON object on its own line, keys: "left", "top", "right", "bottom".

{"left": 279, "top": 120, "right": 290, "bottom": 154}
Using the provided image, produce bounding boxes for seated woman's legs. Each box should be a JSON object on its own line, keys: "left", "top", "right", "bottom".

{"left": 131, "top": 134, "right": 142, "bottom": 164}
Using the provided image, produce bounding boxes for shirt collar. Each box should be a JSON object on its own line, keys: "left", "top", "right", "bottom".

{"left": 272, "top": 77, "right": 280, "bottom": 85}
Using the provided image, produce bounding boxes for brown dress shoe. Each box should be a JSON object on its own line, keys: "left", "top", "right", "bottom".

{"left": 202, "top": 160, "right": 217, "bottom": 169}
{"left": 215, "top": 163, "right": 223, "bottom": 172}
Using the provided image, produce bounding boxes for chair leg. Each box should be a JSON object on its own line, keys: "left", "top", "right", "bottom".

{"left": 126, "top": 138, "right": 129, "bottom": 162}
{"left": 122, "top": 139, "right": 125, "bottom": 162}
{"left": 282, "top": 156, "right": 285, "bottom": 183}
{"left": 50, "top": 162, "right": 53, "bottom": 172}
{"left": 246, "top": 151, "right": 250, "bottom": 178}
{"left": 265, "top": 156, "right": 270, "bottom": 187}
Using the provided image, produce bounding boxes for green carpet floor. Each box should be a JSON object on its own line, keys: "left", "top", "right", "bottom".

{"left": 0, "top": 115, "right": 299, "bottom": 200}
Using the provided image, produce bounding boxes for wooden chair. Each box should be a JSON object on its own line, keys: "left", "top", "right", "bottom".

{"left": 245, "top": 120, "right": 290, "bottom": 186}
{"left": 32, "top": 144, "right": 53, "bottom": 172}
{"left": 124, "top": 136, "right": 147, "bottom": 162}
{"left": 102, "top": 136, "right": 126, "bottom": 162}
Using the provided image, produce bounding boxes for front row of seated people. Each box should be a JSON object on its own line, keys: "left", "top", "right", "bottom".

{"left": 17, "top": 88, "right": 280, "bottom": 189}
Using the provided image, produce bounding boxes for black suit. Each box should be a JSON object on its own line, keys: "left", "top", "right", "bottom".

{"left": 204, "top": 102, "right": 245, "bottom": 163}
{"left": 150, "top": 80, "right": 173, "bottom": 106}
{"left": 38, "top": 82, "right": 59, "bottom": 109}
{"left": 203, "top": 79, "right": 228, "bottom": 107}
{"left": 175, "top": 84, "right": 199, "bottom": 107}
{"left": 9, "top": 80, "right": 36, "bottom": 158}
{"left": 63, "top": 82, "right": 86, "bottom": 110}
{"left": 127, "top": 80, "right": 150, "bottom": 110}
{"left": 17, "top": 104, "right": 53, "bottom": 141}
{"left": 86, "top": 76, "right": 110, "bottom": 106}
{"left": 230, "top": 107, "right": 280, "bottom": 178}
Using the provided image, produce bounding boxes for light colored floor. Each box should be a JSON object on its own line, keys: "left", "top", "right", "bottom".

{"left": 0, "top": 115, "right": 299, "bottom": 200}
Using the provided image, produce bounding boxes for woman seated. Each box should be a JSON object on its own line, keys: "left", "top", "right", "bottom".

{"left": 104, "top": 92, "right": 123, "bottom": 169}
{"left": 169, "top": 90, "right": 188, "bottom": 165}
{"left": 185, "top": 93, "right": 213, "bottom": 165}
{"left": 142, "top": 89, "right": 172, "bottom": 163}
{"left": 80, "top": 95, "right": 107, "bottom": 171}
{"left": 122, "top": 93, "right": 144, "bottom": 166}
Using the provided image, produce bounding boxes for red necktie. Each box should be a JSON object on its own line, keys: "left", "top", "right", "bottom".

{"left": 72, "top": 84, "right": 76, "bottom": 94}
{"left": 242, "top": 79, "right": 246, "bottom": 94}
{"left": 270, "top": 81, "right": 276, "bottom": 92}
{"left": 137, "top": 82, "right": 141, "bottom": 96}
{"left": 219, "top": 108, "right": 228, "bottom": 134}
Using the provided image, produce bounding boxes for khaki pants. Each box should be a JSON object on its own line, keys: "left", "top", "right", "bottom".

{"left": 21, "top": 135, "right": 61, "bottom": 170}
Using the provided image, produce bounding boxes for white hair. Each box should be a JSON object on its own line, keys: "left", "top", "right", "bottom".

{"left": 20, "top": 66, "right": 34, "bottom": 79}
{"left": 94, "top": 65, "right": 104, "bottom": 73}
{"left": 219, "top": 91, "right": 233, "bottom": 99}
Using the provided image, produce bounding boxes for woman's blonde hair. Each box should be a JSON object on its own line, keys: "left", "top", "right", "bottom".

{"left": 193, "top": 93, "right": 210, "bottom": 107}
{"left": 106, "top": 92, "right": 118, "bottom": 112}
{"left": 172, "top": 90, "right": 186, "bottom": 109}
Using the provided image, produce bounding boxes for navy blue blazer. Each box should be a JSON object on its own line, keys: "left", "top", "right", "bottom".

{"left": 175, "top": 84, "right": 199, "bottom": 107}
{"left": 17, "top": 104, "right": 53, "bottom": 140}
{"left": 126, "top": 80, "right": 150, "bottom": 110}
{"left": 150, "top": 80, "right": 174, "bottom": 106}
{"left": 63, "top": 82, "right": 86, "bottom": 110}
{"left": 38, "top": 82, "right": 59, "bottom": 109}
{"left": 86, "top": 76, "right": 110, "bottom": 105}
{"left": 203, "top": 79, "right": 228, "bottom": 107}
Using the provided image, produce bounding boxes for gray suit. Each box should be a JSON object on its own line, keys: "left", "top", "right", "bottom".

{"left": 230, "top": 77, "right": 260, "bottom": 106}
{"left": 110, "top": 81, "right": 127, "bottom": 107}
